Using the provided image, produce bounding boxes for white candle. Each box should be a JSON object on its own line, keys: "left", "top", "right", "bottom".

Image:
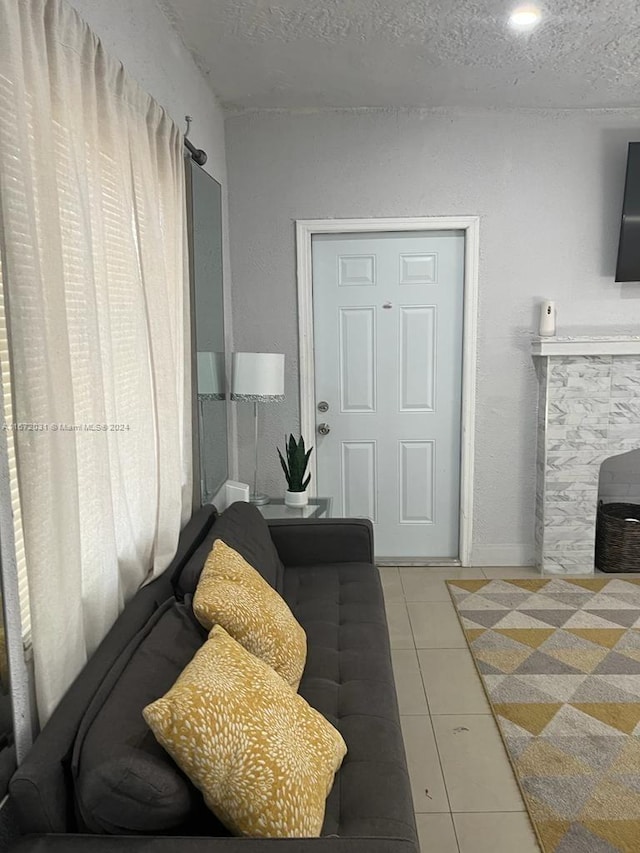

{"left": 539, "top": 301, "right": 556, "bottom": 337}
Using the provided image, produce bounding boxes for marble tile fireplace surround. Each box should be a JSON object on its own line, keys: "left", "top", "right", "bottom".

{"left": 533, "top": 335, "right": 640, "bottom": 575}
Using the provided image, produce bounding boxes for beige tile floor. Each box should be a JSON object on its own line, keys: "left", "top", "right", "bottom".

{"left": 380, "top": 564, "right": 542, "bottom": 853}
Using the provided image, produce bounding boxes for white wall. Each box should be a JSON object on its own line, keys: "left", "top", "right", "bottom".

{"left": 69, "top": 0, "right": 237, "bottom": 480}
{"left": 225, "top": 107, "right": 640, "bottom": 564}
{"left": 69, "top": 0, "right": 226, "bottom": 181}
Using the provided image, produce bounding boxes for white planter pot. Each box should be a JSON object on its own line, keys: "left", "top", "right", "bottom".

{"left": 285, "top": 489, "right": 308, "bottom": 507}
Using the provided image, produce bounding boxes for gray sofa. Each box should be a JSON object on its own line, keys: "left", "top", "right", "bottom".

{"left": 9, "top": 502, "right": 418, "bottom": 852}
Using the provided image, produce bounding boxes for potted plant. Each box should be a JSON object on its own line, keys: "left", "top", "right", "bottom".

{"left": 278, "top": 434, "right": 313, "bottom": 507}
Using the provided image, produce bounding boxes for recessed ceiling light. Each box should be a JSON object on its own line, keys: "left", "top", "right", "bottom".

{"left": 508, "top": 5, "right": 542, "bottom": 31}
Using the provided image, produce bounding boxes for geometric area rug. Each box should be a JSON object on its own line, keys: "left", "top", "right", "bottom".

{"left": 447, "top": 577, "right": 640, "bottom": 853}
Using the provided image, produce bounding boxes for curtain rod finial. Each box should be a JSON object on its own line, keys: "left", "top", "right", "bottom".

{"left": 184, "top": 116, "right": 207, "bottom": 165}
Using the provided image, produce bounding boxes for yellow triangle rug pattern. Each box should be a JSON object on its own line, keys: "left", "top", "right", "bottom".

{"left": 447, "top": 576, "right": 640, "bottom": 853}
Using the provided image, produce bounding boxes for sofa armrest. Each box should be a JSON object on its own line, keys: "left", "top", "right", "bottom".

{"left": 9, "top": 575, "right": 175, "bottom": 834}
{"left": 10, "top": 508, "right": 217, "bottom": 835}
{"left": 11, "top": 836, "right": 418, "bottom": 853}
{"left": 267, "top": 518, "right": 374, "bottom": 566}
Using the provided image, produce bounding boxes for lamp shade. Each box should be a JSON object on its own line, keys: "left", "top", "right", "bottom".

{"left": 231, "top": 352, "right": 284, "bottom": 401}
{"left": 197, "top": 351, "right": 226, "bottom": 400}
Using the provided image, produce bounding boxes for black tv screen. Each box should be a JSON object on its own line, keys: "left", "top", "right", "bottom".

{"left": 615, "top": 142, "right": 640, "bottom": 282}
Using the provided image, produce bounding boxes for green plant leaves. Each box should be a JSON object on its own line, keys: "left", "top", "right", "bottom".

{"left": 277, "top": 447, "right": 292, "bottom": 488}
{"left": 277, "top": 433, "right": 313, "bottom": 492}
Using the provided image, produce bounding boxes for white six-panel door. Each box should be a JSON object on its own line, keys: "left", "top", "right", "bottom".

{"left": 312, "top": 231, "right": 464, "bottom": 559}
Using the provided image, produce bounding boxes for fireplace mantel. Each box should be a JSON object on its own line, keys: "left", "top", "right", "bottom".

{"left": 532, "top": 338, "right": 640, "bottom": 575}
{"left": 532, "top": 335, "right": 640, "bottom": 357}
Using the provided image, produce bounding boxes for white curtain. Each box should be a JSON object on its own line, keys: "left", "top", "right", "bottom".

{"left": 0, "top": 0, "right": 192, "bottom": 723}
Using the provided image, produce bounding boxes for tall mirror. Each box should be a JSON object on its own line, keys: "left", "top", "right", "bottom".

{"left": 187, "top": 161, "right": 228, "bottom": 504}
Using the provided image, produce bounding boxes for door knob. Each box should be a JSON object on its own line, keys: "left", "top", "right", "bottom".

{"left": 317, "top": 422, "right": 331, "bottom": 436}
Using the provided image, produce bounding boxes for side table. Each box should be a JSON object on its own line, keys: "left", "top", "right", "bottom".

{"left": 256, "top": 497, "right": 332, "bottom": 520}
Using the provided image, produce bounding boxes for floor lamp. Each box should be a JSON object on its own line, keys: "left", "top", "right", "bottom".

{"left": 231, "top": 352, "right": 284, "bottom": 505}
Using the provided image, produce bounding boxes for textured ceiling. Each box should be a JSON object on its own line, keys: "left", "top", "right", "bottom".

{"left": 159, "top": 0, "right": 640, "bottom": 110}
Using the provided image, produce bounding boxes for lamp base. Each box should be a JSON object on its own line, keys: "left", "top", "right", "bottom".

{"left": 250, "top": 493, "right": 270, "bottom": 506}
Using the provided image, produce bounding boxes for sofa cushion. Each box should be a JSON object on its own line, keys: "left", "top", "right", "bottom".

{"left": 8, "top": 508, "right": 214, "bottom": 837}
{"left": 172, "top": 502, "right": 284, "bottom": 599}
{"left": 72, "top": 598, "right": 227, "bottom": 835}
{"left": 282, "top": 562, "right": 417, "bottom": 843}
{"left": 144, "top": 625, "right": 347, "bottom": 837}
{"left": 193, "top": 540, "right": 307, "bottom": 689}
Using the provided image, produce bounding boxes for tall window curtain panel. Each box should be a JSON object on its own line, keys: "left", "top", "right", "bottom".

{"left": 0, "top": 0, "right": 192, "bottom": 723}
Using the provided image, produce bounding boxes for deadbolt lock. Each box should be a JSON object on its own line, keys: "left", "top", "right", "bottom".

{"left": 317, "top": 401, "right": 329, "bottom": 413}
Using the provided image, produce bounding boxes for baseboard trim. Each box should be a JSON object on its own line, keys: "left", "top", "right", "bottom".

{"left": 470, "top": 544, "right": 535, "bottom": 567}
{"left": 376, "top": 557, "right": 462, "bottom": 567}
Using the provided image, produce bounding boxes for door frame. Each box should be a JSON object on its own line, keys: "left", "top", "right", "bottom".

{"left": 295, "top": 216, "right": 479, "bottom": 566}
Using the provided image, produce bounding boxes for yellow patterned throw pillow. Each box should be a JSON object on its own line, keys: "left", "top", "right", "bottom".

{"left": 192, "top": 539, "right": 306, "bottom": 690}
{"left": 143, "top": 625, "right": 347, "bottom": 837}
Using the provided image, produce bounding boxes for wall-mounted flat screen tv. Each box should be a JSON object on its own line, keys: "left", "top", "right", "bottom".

{"left": 615, "top": 142, "right": 640, "bottom": 282}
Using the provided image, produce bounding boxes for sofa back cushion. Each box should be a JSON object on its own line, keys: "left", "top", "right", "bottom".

{"left": 72, "top": 598, "right": 228, "bottom": 835}
{"left": 172, "top": 502, "right": 284, "bottom": 599}
{"left": 9, "top": 506, "right": 217, "bottom": 836}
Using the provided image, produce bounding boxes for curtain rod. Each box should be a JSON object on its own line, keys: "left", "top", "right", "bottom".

{"left": 184, "top": 116, "right": 207, "bottom": 166}
{"left": 184, "top": 137, "right": 207, "bottom": 166}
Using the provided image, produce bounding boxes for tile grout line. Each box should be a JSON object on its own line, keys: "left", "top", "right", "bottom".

{"left": 443, "top": 576, "right": 538, "bottom": 848}
{"left": 398, "top": 566, "right": 408, "bottom": 601}
{"left": 405, "top": 585, "right": 461, "bottom": 853}
{"left": 430, "top": 712, "right": 492, "bottom": 716}
{"left": 392, "top": 566, "right": 542, "bottom": 852}
{"left": 391, "top": 568, "right": 539, "bottom": 851}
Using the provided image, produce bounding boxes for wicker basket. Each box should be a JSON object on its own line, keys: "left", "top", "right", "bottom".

{"left": 595, "top": 501, "right": 640, "bottom": 573}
